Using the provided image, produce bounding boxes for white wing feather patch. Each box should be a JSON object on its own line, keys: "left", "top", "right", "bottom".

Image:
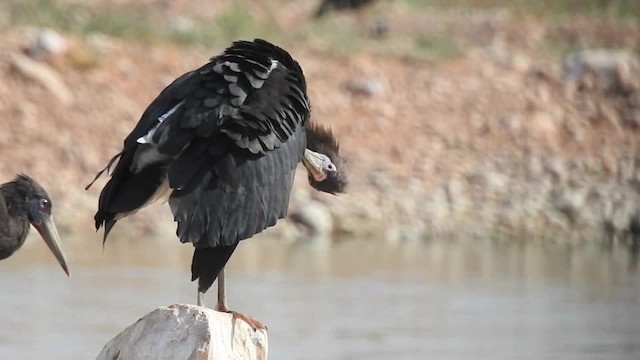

{"left": 136, "top": 61, "right": 279, "bottom": 144}
{"left": 269, "top": 59, "right": 278, "bottom": 72}
{"left": 137, "top": 100, "right": 185, "bottom": 144}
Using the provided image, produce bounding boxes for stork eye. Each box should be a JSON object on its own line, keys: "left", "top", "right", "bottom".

{"left": 39, "top": 198, "right": 51, "bottom": 213}
{"left": 325, "top": 163, "right": 336, "bottom": 172}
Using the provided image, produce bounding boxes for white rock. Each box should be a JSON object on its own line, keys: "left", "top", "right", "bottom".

{"left": 27, "top": 29, "right": 69, "bottom": 59}
{"left": 170, "top": 16, "right": 196, "bottom": 34}
{"left": 96, "top": 304, "right": 268, "bottom": 360}
{"left": 288, "top": 200, "right": 334, "bottom": 246}
{"left": 563, "top": 49, "right": 639, "bottom": 89}
{"left": 344, "top": 77, "right": 385, "bottom": 97}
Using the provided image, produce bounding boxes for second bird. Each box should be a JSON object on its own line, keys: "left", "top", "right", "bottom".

{"left": 88, "top": 39, "right": 346, "bottom": 329}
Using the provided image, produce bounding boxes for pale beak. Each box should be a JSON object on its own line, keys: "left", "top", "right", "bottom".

{"left": 33, "top": 216, "right": 70, "bottom": 276}
{"left": 303, "top": 149, "right": 327, "bottom": 182}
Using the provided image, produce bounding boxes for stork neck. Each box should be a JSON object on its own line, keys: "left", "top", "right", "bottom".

{"left": 0, "top": 190, "right": 28, "bottom": 259}
{"left": 0, "top": 193, "right": 14, "bottom": 259}
{"left": 0, "top": 191, "right": 10, "bottom": 237}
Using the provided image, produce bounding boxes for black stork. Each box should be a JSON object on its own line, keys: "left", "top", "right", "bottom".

{"left": 0, "top": 174, "right": 70, "bottom": 275}
{"left": 313, "top": 0, "right": 387, "bottom": 38}
{"left": 314, "top": 0, "right": 377, "bottom": 18}
{"left": 87, "top": 39, "right": 347, "bottom": 329}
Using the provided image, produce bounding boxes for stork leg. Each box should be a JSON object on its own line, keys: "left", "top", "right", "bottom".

{"left": 215, "top": 268, "right": 266, "bottom": 331}
{"left": 197, "top": 290, "right": 204, "bottom": 307}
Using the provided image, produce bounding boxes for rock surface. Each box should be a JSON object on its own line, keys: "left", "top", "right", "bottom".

{"left": 96, "top": 304, "right": 268, "bottom": 360}
{"left": 563, "top": 49, "right": 639, "bottom": 90}
{"left": 26, "top": 29, "right": 69, "bottom": 60}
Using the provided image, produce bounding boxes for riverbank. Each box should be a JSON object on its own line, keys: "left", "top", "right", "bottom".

{"left": 1, "top": 1, "right": 639, "bottom": 247}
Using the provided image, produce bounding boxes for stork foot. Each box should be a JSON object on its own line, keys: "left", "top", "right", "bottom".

{"left": 224, "top": 310, "right": 267, "bottom": 331}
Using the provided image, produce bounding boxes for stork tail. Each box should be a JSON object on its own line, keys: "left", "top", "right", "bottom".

{"left": 85, "top": 152, "right": 123, "bottom": 190}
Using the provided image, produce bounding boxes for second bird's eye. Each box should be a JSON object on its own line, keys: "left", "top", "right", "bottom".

{"left": 39, "top": 198, "right": 51, "bottom": 213}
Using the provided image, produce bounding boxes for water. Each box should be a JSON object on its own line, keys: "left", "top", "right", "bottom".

{"left": 0, "top": 238, "right": 639, "bottom": 359}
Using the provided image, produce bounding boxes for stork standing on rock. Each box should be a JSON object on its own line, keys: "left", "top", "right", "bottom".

{"left": 88, "top": 39, "right": 347, "bottom": 329}
{"left": 0, "top": 174, "right": 70, "bottom": 275}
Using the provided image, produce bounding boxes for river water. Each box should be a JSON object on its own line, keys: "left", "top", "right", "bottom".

{"left": 0, "top": 236, "right": 638, "bottom": 359}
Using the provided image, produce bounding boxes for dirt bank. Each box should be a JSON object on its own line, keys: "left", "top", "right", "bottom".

{"left": 1, "top": 3, "right": 640, "bottom": 248}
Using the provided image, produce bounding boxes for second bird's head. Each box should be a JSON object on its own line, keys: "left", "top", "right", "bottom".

{"left": 302, "top": 122, "right": 347, "bottom": 195}
{"left": 5, "top": 174, "right": 70, "bottom": 276}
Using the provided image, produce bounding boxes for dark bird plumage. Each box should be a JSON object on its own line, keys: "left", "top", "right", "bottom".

{"left": 314, "top": 0, "right": 377, "bottom": 17}
{"left": 0, "top": 174, "right": 70, "bottom": 275}
{"left": 88, "top": 39, "right": 346, "bottom": 326}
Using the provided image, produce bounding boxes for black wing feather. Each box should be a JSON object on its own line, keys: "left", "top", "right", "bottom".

{"left": 169, "top": 127, "right": 305, "bottom": 247}
{"left": 93, "top": 149, "right": 166, "bottom": 230}
{"left": 122, "top": 72, "right": 194, "bottom": 149}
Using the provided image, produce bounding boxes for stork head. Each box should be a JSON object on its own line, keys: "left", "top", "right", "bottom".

{"left": 6, "top": 174, "right": 70, "bottom": 276}
{"left": 302, "top": 123, "right": 347, "bottom": 195}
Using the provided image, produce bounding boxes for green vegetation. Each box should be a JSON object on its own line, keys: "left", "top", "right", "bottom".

{"left": 414, "top": 35, "right": 462, "bottom": 61}
{"left": 0, "top": 0, "right": 636, "bottom": 61}
{"left": 2, "top": 0, "right": 153, "bottom": 40}
{"left": 0, "top": 0, "right": 273, "bottom": 48}
{"left": 407, "top": 0, "right": 639, "bottom": 21}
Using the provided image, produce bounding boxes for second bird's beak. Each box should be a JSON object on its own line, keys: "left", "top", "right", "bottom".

{"left": 303, "top": 149, "right": 327, "bottom": 182}
{"left": 33, "top": 216, "right": 70, "bottom": 276}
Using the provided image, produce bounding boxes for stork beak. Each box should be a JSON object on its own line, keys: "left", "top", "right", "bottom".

{"left": 33, "top": 216, "right": 70, "bottom": 276}
{"left": 303, "top": 149, "right": 327, "bottom": 182}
